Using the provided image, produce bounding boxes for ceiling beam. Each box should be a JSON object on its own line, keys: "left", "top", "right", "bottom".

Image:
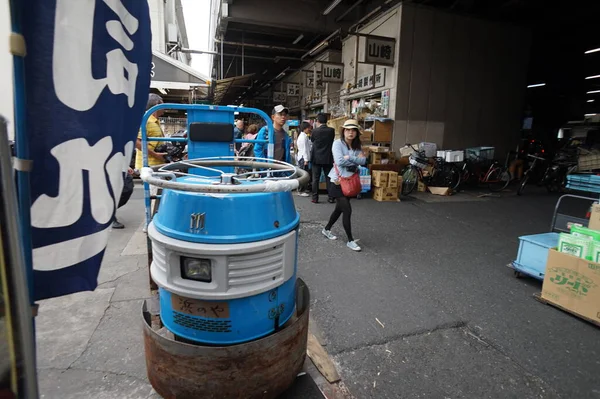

{"left": 214, "top": 39, "right": 306, "bottom": 52}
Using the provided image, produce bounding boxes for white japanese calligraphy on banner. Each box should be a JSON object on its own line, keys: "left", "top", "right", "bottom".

{"left": 53, "top": 0, "right": 140, "bottom": 111}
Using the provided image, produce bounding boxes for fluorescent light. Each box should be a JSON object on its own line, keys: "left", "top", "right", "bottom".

{"left": 588, "top": 99, "right": 595, "bottom": 103}
{"left": 275, "top": 72, "right": 286, "bottom": 80}
{"left": 262, "top": 69, "right": 268, "bottom": 75}
{"left": 585, "top": 113, "right": 597, "bottom": 117}
{"left": 585, "top": 48, "right": 600, "bottom": 54}
{"left": 586, "top": 75, "right": 600, "bottom": 80}
{"left": 323, "top": 0, "right": 343, "bottom": 15}
{"left": 308, "top": 40, "right": 329, "bottom": 56}
{"left": 158, "top": 88, "right": 168, "bottom": 95}
{"left": 293, "top": 34, "right": 304, "bottom": 44}
{"left": 588, "top": 90, "right": 600, "bottom": 94}
{"left": 527, "top": 83, "right": 546, "bottom": 88}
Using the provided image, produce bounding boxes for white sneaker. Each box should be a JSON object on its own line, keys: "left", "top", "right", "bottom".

{"left": 347, "top": 241, "right": 361, "bottom": 251}
{"left": 298, "top": 192, "right": 310, "bottom": 197}
{"left": 322, "top": 229, "right": 337, "bottom": 240}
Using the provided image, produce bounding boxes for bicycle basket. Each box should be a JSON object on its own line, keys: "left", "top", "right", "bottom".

{"left": 409, "top": 153, "right": 429, "bottom": 169}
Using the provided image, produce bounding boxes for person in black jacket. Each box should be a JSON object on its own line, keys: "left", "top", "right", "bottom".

{"left": 310, "top": 113, "right": 335, "bottom": 203}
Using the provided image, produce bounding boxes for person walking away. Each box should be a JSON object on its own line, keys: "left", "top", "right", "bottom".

{"left": 310, "top": 113, "right": 335, "bottom": 204}
{"left": 296, "top": 122, "right": 312, "bottom": 197}
{"left": 112, "top": 167, "right": 135, "bottom": 229}
{"left": 322, "top": 120, "right": 366, "bottom": 252}
{"left": 135, "top": 93, "right": 167, "bottom": 170}
{"left": 234, "top": 118, "right": 245, "bottom": 154}
{"left": 135, "top": 93, "right": 167, "bottom": 228}
{"left": 254, "top": 105, "right": 292, "bottom": 163}
{"left": 239, "top": 123, "right": 259, "bottom": 158}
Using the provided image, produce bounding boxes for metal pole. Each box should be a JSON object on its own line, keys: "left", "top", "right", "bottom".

{"left": 242, "top": 32, "right": 245, "bottom": 76}
{"left": 0, "top": 116, "right": 39, "bottom": 398}
{"left": 220, "top": 34, "right": 224, "bottom": 80}
{"left": 354, "top": 34, "right": 359, "bottom": 88}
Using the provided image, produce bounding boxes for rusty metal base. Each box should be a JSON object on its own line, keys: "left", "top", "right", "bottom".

{"left": 142, "top": 279, "right": 310, "bottom": 399}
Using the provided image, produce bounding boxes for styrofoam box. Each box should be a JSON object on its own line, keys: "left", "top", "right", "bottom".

{"left": 419, "top": 142, "right": 437, "bottom": 158}
{"left": 436, "top": 150, "right": 448, "bottom": 158}
{"left": 445, "top": 150, "right": 464, "bottom": 163}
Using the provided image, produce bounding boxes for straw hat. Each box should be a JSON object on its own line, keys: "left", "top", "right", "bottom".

{"left": 341, "top": 119, "right": 361, "bottom": 134}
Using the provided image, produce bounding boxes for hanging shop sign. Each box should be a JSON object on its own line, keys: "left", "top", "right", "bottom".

{"left": 381, "top": 89, "right": 390, "bottom": 116}
{"left": 312, "top": 89, "right": 322, "bottom": 104}
{"left": 286, "top": 83, "right": 300, "bottom": 97}
{"left": 288, "top": 97, "right": 301, "bottom": 108}
{"left": 365, "top": 37, "right": 395, "bottom": 66}
{"left": 305, "top": 71, "right": 324, "bottom": 88}
{"left": 322, "top": 63, "right": 344, "bottom": 83}
{"left": 273, "top": 91, "right": 287, "bottom": 102}
{"left": 356, "top": 68, "right": 386, "bottom": 90}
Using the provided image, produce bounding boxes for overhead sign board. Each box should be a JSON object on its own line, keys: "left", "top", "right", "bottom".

{"left": 364, "top": 37, "right": 395, "bottom": 66}
{"left": 322, "top": 63, "right": 344, "bottom": 83}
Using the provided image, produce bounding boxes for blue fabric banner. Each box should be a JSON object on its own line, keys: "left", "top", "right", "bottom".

{"left": 22, "top": 0, "right": 152, "bottom": 300}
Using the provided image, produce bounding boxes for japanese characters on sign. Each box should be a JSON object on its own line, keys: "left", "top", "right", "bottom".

{"left": 356, "top": 68, "right": 386, "bottom": 90}
{"left": 171, "top": 294, "right": 231, "bottom": 319}
{"left": 365, "top": 37, "right": 395, "bottom": 66}
{"left": 273, "top": 91, "right": 287, "bottom": 102}
{"left": 305, "top": 71, "right": 324, "bottom": 88}
{"left": 24, "top": 0, "right": 152, "bottom": 300}
{"left": 313, "top": 89, "right": 322, "bottom": 103}
{"left": 286, "top": 83, "right": 300, "bottom": 97}
{"left": 322, "top": 63, "right": 344, "bottom": 83}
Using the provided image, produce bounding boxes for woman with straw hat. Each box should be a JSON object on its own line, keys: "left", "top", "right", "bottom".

{"left": 321, "top": 119, "right": 366, "bottom": 251}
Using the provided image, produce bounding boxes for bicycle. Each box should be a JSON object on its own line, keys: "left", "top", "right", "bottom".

{"left": 461, "top": 154, "right": 511, "bottom": 192}
{"left": 401, "top": 144, "right": 461, "bottom": 196}
{"left": 517, "top": 154, "right": 547, "bottom": 196}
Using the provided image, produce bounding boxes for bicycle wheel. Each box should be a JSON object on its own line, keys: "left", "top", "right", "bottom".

{"left": 401, "top": 166, "right": 419, "bottom": 196}
{"left": 443, "top": 163, "right": 462, "bottom": 190}
{"left": 460, "top": 162, "right": 471, "bottom": 186}
{"left": 517, "top": 175, "right": 529, "bottom": 196}
{"left": 487, "top": 166, "right": 511, "bottom": 192}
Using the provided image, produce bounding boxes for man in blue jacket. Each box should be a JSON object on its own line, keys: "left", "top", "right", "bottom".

{"left": 254, "top": 105, "right": 292, "bottom": 163}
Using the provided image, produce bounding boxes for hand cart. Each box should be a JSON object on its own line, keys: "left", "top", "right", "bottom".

{"left": 511, "top": 193, "right": 598, "bottom": 280}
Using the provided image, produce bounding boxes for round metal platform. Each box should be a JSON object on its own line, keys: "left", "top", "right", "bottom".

{"left": 142, "top": 279, "right": 310, "bottom": 399}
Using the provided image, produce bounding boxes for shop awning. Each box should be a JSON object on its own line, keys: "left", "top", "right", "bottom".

{"left": 213, "top": 74, "right": 254, "bottom": 105}
{"left": 151, "top": 50, "right": 210, "bottom": 93}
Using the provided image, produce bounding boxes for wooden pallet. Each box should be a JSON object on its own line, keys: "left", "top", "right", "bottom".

{"left": 533, "top": 292, "right": 600, "bottom": 328}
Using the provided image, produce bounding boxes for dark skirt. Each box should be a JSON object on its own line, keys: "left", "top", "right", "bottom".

{"left": 328, "top": 181, "right": 345, "bottom": 198}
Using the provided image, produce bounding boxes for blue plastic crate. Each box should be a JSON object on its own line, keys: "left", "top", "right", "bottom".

{"left": 512, "top": 232, "right": 560, "bottom": 280}
{"left": 566, "top": 174, "right": 600, "bottom": 193}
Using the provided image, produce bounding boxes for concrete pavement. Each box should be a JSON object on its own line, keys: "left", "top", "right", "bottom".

{"left": 34, "top": 184, "right": 600, "bottom": 398}
{"left": 296, "top": 187, "right": 599, "bottom": 398}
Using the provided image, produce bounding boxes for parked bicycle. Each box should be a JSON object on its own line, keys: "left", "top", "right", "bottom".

{"left": 460, "top": 154, "right": 511, "bottom": 192}
{"left": 517, "top": 153, "right": 577, "bottom": 195}
{"left": 401, "top": 144, "right": 461, "bottom": 196}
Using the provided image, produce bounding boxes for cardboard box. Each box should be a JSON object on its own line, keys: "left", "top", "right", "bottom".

{"left": 541, "top": 249, "right": 600, "bottom": 324}
{"left": 372, "top": 171, "right": 399, "bottom": 188}
{"left": 373, "top": 187, "right": 399, "bottom": 202}
{"left": 365, "top": 145, "right": 390, "bottom": 153}
{"left": 388, "top": 172, "right": 399, "bottom": 189}
{"left": 589, "top": 204, "right": 600, "bottom": 230}
{"left": 372, "top": 170, "right": 389, "bottom": 187}
{"left": 370, "top": 152, "right": 396, "bottom": 165}
{"left": 428, "top": 187, "right": 452, "bottom": 196}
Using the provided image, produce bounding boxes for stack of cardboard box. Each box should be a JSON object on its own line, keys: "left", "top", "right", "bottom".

{"left": 372, "top": 170, "right": 400, "bottom": 202}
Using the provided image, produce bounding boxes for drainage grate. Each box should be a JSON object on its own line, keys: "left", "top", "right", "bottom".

{"left": 173, "top": 312, "right": 232, "bottom": 333}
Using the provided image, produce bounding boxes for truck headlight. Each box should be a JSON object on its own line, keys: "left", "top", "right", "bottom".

{"left": 181, "top": 257, "right": 212, "bottom": 282}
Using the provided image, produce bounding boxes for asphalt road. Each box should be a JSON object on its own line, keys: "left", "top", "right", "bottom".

{"left": 295, "top": 186, "right": 600, "bottom": 399}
